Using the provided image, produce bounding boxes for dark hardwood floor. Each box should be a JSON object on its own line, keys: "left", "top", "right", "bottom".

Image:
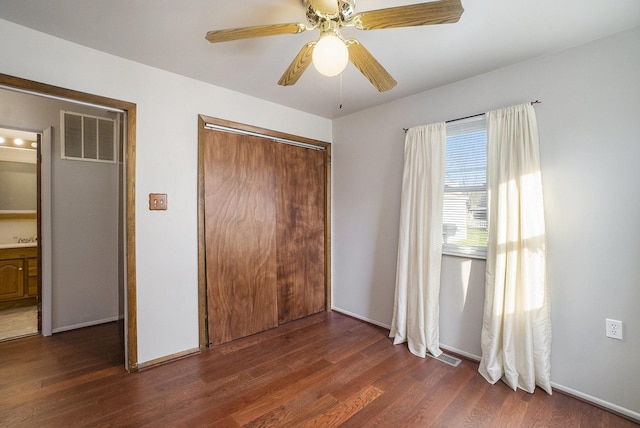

{"left": 0, "top": 312, "right": 636, "bottom": 427}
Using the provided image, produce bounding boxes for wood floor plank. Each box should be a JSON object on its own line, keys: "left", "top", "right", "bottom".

{"left": 357, "top": 361, "right": 472, "bottom": 427}
{"left": 432, "top": 372, "right": 492, "bottom": 426}
{"left": 520, "top": 387, "right": 557, "bottom": 426}
{"left": 464, "top": 377, "right": 510, "bottom": 427}
{"left": 193, "top": 359, "right": 333, "bottom": 426}
{"left": 301, "top": 385, "right": 384, "bottom": 428}
{"left": 229, "top": 355, "right": 353, "bottom": 425}
{"left": 340, "top": 361, "right": 450, "bottom": 427}
{"left": 494, "top": 394, "right": 529, "bottom": 427}
{"left": 244, "top": 391, "right": 338, "bottom": 427}
{"left": 332, "top": 345, "right": 424, "bottom": 402}
{"left": 549, "top": 392, "right": 587, "bottom": 427}
{"left": 400, "top": 359, "right": 480, "bottom": 426}
{"left": 0, "top": 313, "right": 637, "bottom": 427}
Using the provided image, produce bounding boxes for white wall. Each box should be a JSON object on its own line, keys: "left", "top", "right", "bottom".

{"left": 0, "top": 18, "right": 331, "bottom": 364}
{"left": 333, "top": 27, "right": 640, "bottom": 417}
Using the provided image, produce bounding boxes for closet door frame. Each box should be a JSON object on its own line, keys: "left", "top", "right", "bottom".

{"left": 197, "top": 115, "right": 332, "bottom": 349}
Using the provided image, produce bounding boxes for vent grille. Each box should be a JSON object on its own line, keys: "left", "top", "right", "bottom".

{"left": 427, "top": 352, "right": 462, "bottom": 367}
{"left": 61, "top": 111, "right": 117, "bottom": 163}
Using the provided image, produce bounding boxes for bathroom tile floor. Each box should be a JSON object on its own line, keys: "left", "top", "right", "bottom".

{"left": 0, "top": 305, "right": 38, "bottom": 341}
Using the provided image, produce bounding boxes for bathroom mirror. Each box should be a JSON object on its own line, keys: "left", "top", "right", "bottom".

{"left": 0, "top": 128, "right": 38, "bottom": 213}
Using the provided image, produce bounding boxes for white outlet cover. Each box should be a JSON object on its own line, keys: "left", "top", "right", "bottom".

{"left": 606, "top": 319, "right": 623, "bottom": 340}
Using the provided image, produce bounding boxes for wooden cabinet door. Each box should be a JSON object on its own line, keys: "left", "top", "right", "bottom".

{"left": 276, "top": 144, "right": 326, "bottom": 324}
{"left": 0, "top": 259, "right": 25, "bottom": 300}
{"left": 203, "top": 130, "right": 278, "bottom": 345}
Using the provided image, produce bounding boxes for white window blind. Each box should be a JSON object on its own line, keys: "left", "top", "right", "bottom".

{"left": 443, "top": 115, "right": 487, "bottom": 258}
{"left": 61, "top": 110, "right": 117, "bottom": 163}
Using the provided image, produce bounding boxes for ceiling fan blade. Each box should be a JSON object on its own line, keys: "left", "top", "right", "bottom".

{"left": 206, "top": 23, "right": 306, "bottom": 43}
{"left": 346, "top": 39, "right": 397, "bottom": 92}
{"left": 278, "top": 42, "right": 316, "bottom": 86}
{"left": 308, "top": 0, "right": 339, "bottom": 14}
{"left": 352, "top": 0, "right": 464, "bottom": 30}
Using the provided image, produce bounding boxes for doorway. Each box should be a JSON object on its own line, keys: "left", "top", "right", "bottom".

{"left": 0, "top": 73, "right": 138, "bottom": 370}
{"left": 0, "top": 128, "right": 39, "bottom": 341}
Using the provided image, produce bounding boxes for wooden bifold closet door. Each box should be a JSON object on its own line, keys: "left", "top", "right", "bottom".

{"left": 203, "top": 129, "right": 326, "bottom": 346}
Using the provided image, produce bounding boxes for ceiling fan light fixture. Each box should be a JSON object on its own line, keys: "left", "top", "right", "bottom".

{"left": 312, "top": 32, "right": 349, "bottom": 77}
{"left": 207, "top": 0, "right": 464, "bottom": 90}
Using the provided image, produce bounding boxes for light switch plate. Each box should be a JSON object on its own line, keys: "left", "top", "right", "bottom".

{"left": 149, "top": 193, "right": 168, "bottom": 211}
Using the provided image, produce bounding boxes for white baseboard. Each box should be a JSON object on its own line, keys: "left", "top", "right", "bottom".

{"left": 52, "top": 316, "right": 120, "bottom": 334}
{"left": 440, "top": 344, "right": 481, "bottom": 362}
{"left": 136, "top": 347, "right": 200, "bottom": 371}
{"left": 331, "top": 306, "right": 391, "bottom": 329}
{"left": 550, "top": 382, "right": 640, "bottom": 422}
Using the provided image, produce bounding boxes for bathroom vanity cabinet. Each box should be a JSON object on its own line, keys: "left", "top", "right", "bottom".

{"left": 0, "top": 247, "right": 38, "bottom": 310}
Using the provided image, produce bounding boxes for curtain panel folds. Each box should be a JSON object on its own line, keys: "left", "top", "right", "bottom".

{"left": 479, "top": 103, "right": 552, "bottom": 394}
{"left": 390, "top": 123, "right": 446, "bottom": 358}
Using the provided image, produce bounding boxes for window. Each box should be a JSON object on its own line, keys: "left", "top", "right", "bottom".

{"left": 443, "top": 115, "right": 487, "bottom": 258}
{"left": 61, "top": 111, "right": 117, "bottom": 163}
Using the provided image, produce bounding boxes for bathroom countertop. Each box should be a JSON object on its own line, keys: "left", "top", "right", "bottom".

{"left": 0, "top": 243, "right": 37, "bottom": 249}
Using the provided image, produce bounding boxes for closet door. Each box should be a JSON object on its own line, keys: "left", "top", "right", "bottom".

{"left": 203, "top": 130, "right": 278, "bottom": 345}
{"left": 276, "top": 144, "right": 326, "bottom": 324}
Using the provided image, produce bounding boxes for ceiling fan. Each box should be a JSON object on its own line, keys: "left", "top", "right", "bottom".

{"left": 205, "top": 0, "right": 464, "bottom": 92}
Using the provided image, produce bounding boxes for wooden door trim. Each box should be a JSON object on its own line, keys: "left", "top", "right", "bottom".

{"left": 0, "top": 73, "right": 138, "bottom": 371}
{"left": 197, "top": 115, "right": 332, "bottom": 349}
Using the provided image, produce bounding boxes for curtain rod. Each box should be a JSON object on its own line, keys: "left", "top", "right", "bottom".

{"left": 203, "top": 123, "right": 325, "bottom": 151}
{"left": 0, "top": 84, "right": 125, "bottom": 113}
{"left": 403, "top": 100, "right": 541, "bottom": 133}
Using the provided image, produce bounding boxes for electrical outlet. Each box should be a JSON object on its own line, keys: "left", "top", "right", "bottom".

{"left": 606, "top": 319, "right": 623, "bottom": 340}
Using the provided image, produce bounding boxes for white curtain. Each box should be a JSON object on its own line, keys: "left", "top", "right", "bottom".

{"left": 479, "top": 103, "right": 552, "bottom": 394}
{"left": 389, "top": 123, "right": 446, "bottom": 358}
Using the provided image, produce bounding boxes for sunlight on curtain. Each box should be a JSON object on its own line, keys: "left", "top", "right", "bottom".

{"left": 389, "top": 123, "right": 445, "bottom": 358}
{"left": 478, "top": 103, "right": 552, "bottom": 394}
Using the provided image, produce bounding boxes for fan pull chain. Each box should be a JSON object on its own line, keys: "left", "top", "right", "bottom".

{"left": 339, "top": 73, "right": 343, "bottom": 109}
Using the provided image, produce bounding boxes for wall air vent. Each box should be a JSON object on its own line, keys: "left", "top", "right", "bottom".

{"left": 61, "top": 110, "right": 117, "bottom": 163}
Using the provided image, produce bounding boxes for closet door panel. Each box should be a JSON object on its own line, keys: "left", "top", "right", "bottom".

{"left": 203, "top": 130, "right": 278, "bottom": 345}
{"left": 276, "top": 144, "right": 326, "bottom": 324}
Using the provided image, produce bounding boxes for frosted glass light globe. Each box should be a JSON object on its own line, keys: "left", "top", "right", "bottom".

{"left": 312, "top": 33, "right": 349, "bottom": 77}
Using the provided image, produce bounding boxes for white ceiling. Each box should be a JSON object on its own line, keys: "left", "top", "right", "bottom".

{"left": 1, "top": 0, "right": 639, "bottom": 119}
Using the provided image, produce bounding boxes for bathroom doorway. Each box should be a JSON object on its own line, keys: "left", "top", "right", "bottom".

{"left": 0, "top": 73, "right": 138, "bottom": 370}
{"left": 0, "top": 127, "right": 39, "bottom": 341}
{"left": 0, "top": 96, "right": 123, "bottom": 341}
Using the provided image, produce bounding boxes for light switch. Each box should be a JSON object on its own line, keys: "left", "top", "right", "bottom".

{"left": 149, "top": 193, "right": 168, "bottom": 211}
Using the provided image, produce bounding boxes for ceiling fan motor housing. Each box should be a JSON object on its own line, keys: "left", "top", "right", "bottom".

{"left": 304, "top": 0, "right": 356, "bottom": 25}
{"left": 339, "top": 0, "right": 356, "bottom": 22}
{"left": 305, "top": 5, "right": 320, "bottom": 26}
